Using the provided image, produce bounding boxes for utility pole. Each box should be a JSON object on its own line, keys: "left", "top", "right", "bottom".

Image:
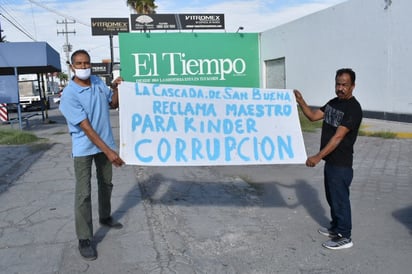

{"left": 57, "top": 19, "right": 76, "bottom": 78}
{"left": 109, "top": 34, "right": 114, "bottom": 81}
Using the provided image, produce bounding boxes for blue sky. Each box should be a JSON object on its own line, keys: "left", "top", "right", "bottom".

{"left": 0, "top": 0, "right": 346, "bottom": 68}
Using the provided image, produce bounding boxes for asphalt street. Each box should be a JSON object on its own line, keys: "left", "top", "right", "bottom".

{"left": 0, "top": 107, "right": 411, "bottom": 274}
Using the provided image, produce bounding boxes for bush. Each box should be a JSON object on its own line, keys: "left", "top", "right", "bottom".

{"left": 298, "top": 109, "right": 322, "bottom": 132}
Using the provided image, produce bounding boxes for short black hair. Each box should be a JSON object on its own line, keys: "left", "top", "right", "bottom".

{"left": 70, "top": 49, "right": 90, "bottom": 64}
{"left": 336, "top": 68, "right": 356, "bottom": 84}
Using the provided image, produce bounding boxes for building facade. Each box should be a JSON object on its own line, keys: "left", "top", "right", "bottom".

{"left": 260, "top": 0, "right": 411, "bottom": 122}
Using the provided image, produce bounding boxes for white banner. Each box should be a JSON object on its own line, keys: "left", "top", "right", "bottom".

{"left": 119, "top": 82, "right": 307, "bottom": 166}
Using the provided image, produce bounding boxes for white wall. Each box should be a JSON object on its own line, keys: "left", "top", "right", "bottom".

{"left": 260, "top": 0, "right": 412, "bottom": 118}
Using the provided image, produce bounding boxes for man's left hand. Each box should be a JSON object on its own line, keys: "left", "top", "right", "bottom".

{"left": 306, "top": 155, "right": 321, "bottom": 167}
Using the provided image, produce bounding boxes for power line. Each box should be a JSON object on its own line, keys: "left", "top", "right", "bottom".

{"left": 29, "top": 0, "right": 38, "bottom": 40}
{"left": 0, "top": 0, "right": 89, "bottom": 42}
{"left": 0, "top": 13, "right": 36, "bottom": 41}
{"left": 27, "top": 0, "right": 90, "bottom": 27}
{"left": 0, "top": 2, "right": 36, "bottom": 40}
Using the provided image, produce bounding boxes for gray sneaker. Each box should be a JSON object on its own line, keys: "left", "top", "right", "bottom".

{"left": 318, "top": 227, "right": 337, "bottom": 238}
{"left": 322, "top": 234, "right": 353, "bottom": 250}
{"left": 99, "top": 217, "right": 123, "bottom": 229}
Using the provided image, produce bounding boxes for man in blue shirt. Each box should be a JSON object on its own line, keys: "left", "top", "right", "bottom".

{"left": 60, "top": 49, "right": 125, "bottom": 260}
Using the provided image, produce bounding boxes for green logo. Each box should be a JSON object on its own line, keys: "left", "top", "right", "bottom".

{"left": 119, "top": 33, "right": 260, "bottom": 87}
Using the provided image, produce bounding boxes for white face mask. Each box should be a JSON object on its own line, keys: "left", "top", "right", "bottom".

{"left": 74, "top": 68, "right": 91, "bottom": 80}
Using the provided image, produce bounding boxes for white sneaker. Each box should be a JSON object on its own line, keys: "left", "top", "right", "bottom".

{"left": 322, "top": 235, "right": 353, "bottom": 250}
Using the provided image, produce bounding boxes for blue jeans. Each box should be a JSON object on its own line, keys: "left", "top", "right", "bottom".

{"left": 324, "top": 162, "right": 353, "bottom": 238}
{"left": 74, "top": 153, "right": 113, "bottom": 240}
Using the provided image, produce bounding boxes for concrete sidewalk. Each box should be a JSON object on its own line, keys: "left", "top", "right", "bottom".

{"left": 0, "top": 109, "right": 411, "bottom": 273}
{"left": 361, "top": 118, "right": 412, "bottom": 138}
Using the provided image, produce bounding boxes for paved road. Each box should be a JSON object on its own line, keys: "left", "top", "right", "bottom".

{"left": 0, "top": 108, "right": 411, "bottom": 273}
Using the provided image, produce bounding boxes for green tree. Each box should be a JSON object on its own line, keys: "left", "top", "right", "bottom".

{"left": 126, "top": 0, "right": 157, "bottom": 14}
{"left": 57, "top": 72, "right": 69, "bottom": 86}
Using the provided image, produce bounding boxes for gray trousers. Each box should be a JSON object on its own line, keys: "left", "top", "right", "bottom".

{"left": 74, "top": 152, "right": 113, "bottom": 240}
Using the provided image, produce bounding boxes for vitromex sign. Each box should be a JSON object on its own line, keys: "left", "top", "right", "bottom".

{"left": 119, "top": 33, "right": 259, "bottom": 87}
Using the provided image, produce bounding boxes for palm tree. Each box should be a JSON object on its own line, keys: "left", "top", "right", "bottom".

{"left": 0, "top": 29, "right": 5, "bottom": 42}
{"left": 57, "top": 72, "right": 69, "bottom": 86}
{"left": 126, "top": 0, "right": 157, "bottom": 14}
{"left": 0, "top": 21, "right": 5, "bottom": 42}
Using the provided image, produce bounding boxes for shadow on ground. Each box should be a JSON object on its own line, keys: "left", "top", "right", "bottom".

{"left": 392, "top": 205, "right": 412, "bottom": 235}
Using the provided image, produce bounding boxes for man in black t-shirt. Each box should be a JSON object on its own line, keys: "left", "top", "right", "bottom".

{"left": 294, "top": 68, "right": 362, "bottom": 250}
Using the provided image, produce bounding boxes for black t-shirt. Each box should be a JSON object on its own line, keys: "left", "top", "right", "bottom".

{"left": 320, "top": 96, "right": 363, "bottom": 167}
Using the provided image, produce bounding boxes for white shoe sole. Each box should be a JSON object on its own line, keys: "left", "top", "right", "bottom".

{"left": 322, "top": 241, "right": 353, "bottom": 250}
